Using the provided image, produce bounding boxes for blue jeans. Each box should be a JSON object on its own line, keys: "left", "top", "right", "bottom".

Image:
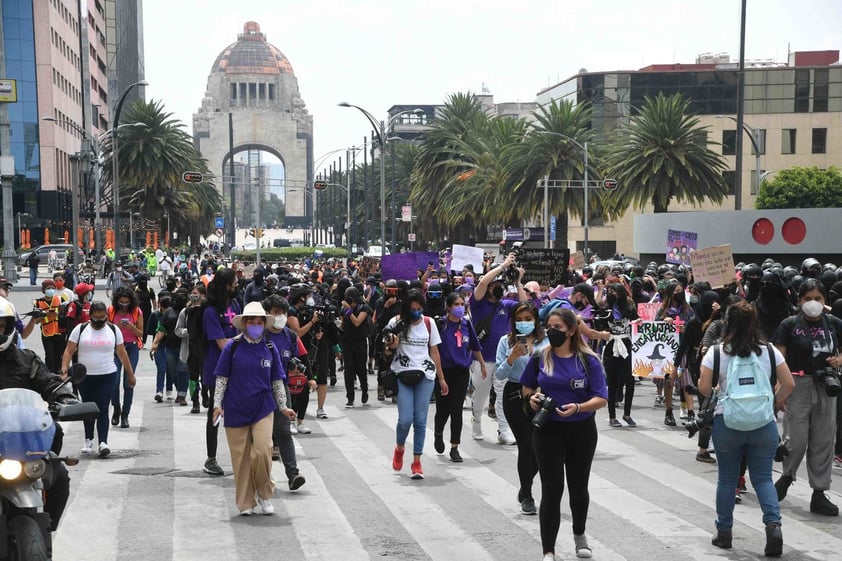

{"left": 78, "top": 372, "right": 119, "bottom": 444}
{"left": 395, "top": 376, "right": 435, "bottom": 455}
{"left": 112, "top": 342, "right": 139, "bottom": 415}
{"left": 712, "top": 415, "right": 781, "bottom": 529}
{"left": 29, "top": 267, "right": 37, "bottom": 285}
{"left": 155, "top": 348, "right": 171, "bottom": 394}
{"left": 163, "top": 347, "right": 189, "bottom": 397}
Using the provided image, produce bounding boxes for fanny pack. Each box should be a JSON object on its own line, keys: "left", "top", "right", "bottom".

{"left": 396, "top": 369, "right": 425, "bottom": 387}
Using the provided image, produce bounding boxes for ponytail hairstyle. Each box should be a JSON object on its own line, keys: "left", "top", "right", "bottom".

{"left": 541, "top": 308, "right": 597, "bottom": 375}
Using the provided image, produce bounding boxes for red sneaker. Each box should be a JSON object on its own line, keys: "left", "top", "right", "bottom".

{"left": 411, "top": 459, "right": 424, "bottom": 479}
{"left": 392, "top": 446, "right": 404, "bottom": 471}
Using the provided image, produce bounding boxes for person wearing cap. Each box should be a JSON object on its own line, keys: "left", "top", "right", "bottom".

{"left": 65, "top": 282, "right": 95, "bottom": 333}
{"left": 470, "top": 252, "right": 526, "bottom": 444}
{"left": 21, "top": 279, "right": 68, "bottom": 372}
{"left": 212, "top": 301, "right": 296, "bottom": 516}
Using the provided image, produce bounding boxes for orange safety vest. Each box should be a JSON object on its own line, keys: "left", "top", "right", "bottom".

{"left": 34, "top": 296, "right": 64, "bottom": 337}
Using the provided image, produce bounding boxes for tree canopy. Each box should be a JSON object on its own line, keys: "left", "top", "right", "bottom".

{"left": 755, "top": 166, "right": 842, "bottom": 209}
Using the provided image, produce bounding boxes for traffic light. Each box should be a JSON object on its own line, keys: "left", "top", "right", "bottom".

{"left": 314, "top": 180, "right": 327, "bottom": 191}
{"left": 182, "top": 171, "right": 203, "bottom": 183}
{"left": 602, "top": 178, "right": 618, "bottom": 191}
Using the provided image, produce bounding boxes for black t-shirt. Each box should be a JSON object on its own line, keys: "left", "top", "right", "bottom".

{"left": 161, "top": 308, "right": 181, "bottom": 349}
{"left": 341, "top": 303, "right": 372, "bottom": 342}
{"left": 773, "top": 313, "right": 842, "bottom": 375}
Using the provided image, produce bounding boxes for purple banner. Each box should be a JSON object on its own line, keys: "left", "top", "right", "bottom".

{"left": 666, "top": 229, "right": 697, "bottom": 265}
{"left": 381, "top": 251, "right": 440, "bottom": 281}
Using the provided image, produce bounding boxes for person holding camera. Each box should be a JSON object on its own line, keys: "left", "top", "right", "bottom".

{"left": 495, "top": 301, "right": 548, "bottom": 515}
{"left": 384, "top": 290, "right": 447, "bottom": 479}
{"left": 340, "top": 287, "right": 372, "bottom": 408}
{"left": 520, "top": 308, "right": 607, "bottom": 560}
{"left": 773, "top": 278, "right": 842, "bottom": 516}
{"left": 470, "top": 252, "right": 526, "bottom": 445}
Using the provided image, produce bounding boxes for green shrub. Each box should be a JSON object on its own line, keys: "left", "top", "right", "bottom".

{"left": 230, "top": 247, "right": 349, "bottom": 262}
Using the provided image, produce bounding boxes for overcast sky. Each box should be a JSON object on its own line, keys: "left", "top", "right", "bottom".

{"left": 143, "top": 0, "right": 841, "bottom": 174}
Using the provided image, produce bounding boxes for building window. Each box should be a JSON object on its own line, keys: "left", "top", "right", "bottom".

{"left": 750, "top": 129, "right": 766, "bottom": 155}
{"left": 258, "top": 83, "right": 266, "bottom": 100}
{"left": 230, "top": 83, "right": 237, "bottom": 101}
{"left": 794, "top": 69, "right": 810, "bottom": 113}
{"left": 749, "top": 169, "right": 766, "bottom": 195}
{"left": 813, "top": 69, "right": 829, "bottom": 113}
{"left": 248, "top": 83, "right": 257, "bottom": 101}
{"left": 239, "top": 83, "right": 246, "bottom": 103}
{"left": 812, "top": 128, "right": 827, "bottom": 154}
{"left": 722, "top": 130, "right": 736, "bottom": 155}
{"left": 268, "top": 84, "right": 276, "bottom": 100}
{"left": 782, "top": 128, "right": 796, "bottom": 154}
{"left": 722, "top": 171, "right": 736, "bottom": 196}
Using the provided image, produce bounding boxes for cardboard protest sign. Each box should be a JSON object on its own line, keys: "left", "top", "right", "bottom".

{"left": 381, "top": 251, "right": 439, "bottom": 281}
{"left": 666, "top": 230, "right": 697, "bottom": 265}
{"left": 690, "top": 244, "right": 735, "bottom": 289}
{"left": 450, "top": 244, "right": 484, "bottom": 273}
{"left": 571, "top": 251, "right": 587, "bottom": 270}
{"left": 631, "top": 321, "right": 679, "bottom": 379}
{"left": 518, "top": 248, "right": 570, "bottom": 287}
{"left": 637, "top": 303, "right": 661, "bottom": 322}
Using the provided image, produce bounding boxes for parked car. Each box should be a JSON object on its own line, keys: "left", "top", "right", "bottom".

{"left": 17, "top": 244, "right": 85, "bottom": 267}
{"left": 364, "top": 245, "right": 391, "bottom": 258}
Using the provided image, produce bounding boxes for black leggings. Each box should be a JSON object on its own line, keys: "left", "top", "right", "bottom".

{"left": 433, "top": 366, "right": 470, "bottom": 445}
{"left": 342, "top": 339, "right": 368, "bottom": 402}
{"left": 533, "top": 416, "right": 598, "bottom": 553}
{"left": 503, "top": 381, "right": 538, "bottom": 501}
{"left": 604, "top": 340, "right": 634, "bottom": 419}
{"left": 205, "top": 385, "right": 218, "bottom": 458}
{"left": 291, "top": 388, "right": 310, "bottom": 421}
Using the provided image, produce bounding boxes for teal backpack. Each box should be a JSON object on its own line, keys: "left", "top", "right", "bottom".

{"left": 713, "top": 343, "right": 776, "bottom": 431}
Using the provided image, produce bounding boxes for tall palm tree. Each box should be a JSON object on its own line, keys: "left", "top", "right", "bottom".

{"left": 603, "top": 92, "right": 729, "bottom": 213}
{"left": 502, "top": 100, "right": 608, "bottom": 250}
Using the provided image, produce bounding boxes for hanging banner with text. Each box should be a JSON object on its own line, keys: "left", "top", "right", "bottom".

{"left": 518, "top": 248, "right": 570, "bottom": 287}
{"left": 381, "top": 251, "right": 440, "bottom": 281}
{"left": 631, "top": 321, "right": 679, "bottom": 379}
{"left": 666, "top": 229, "right": 697, "bottom": 265}
{"left": 690, "top": 244, "right": 735, "bottom": 289}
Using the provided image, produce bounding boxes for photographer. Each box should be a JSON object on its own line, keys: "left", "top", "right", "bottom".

{"left": 698, "top": 301, "right": 794, "bottom": 556}
{"left": 470, "top": 252, "right": 526, "bottom": 444}
{"left": 339, "top": 287, "right": 372, "bottom": 407}
{"left": 772, "top": 278, "right": 842, "bottom": 516}
{"left": 374, "top": 279, "right": 403, "bottom": 400}
{"left": 520, "top": 308, "right": 607, "bottom": 561}
{"left": 243, "top": 267, "right": 268, "bottom": 304}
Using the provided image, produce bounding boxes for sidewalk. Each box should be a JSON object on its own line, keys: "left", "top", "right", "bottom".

{"left": 5, "top": 266, "right": 107, "bottom": 292}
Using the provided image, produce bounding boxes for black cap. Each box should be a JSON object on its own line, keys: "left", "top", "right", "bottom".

{"left": 572, "top": 283, "right": 598, "bottom": 308}
{"left": 0, "top": 277, "right": 11, "bottom": 288}
{"left": 365, "top": 276, "right": 377, "bottom": 285}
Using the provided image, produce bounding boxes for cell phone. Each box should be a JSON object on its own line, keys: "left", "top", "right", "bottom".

{"left": 516, "top": 334, "right": 527, "bottom": 345}
{"left": 214, "top": 414, "right": 222, "bottom": 427}
{"left": 120, "top": 318, "right": 130, "bottom": 324}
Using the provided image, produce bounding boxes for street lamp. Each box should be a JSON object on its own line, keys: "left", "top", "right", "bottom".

{"left": 716, "top": 115, "right": 762, "bottom": 201}
{"left": 338, "top": 103, "right": 422, "bottom": 257}
{"left": 112, "top": 80, "right": 148, "bottom": 263}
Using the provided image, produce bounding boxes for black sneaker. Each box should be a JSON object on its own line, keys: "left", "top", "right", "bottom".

{"left": 520, "top": 497, "right": 537, "bottom": 515}
{"left": 664, "top": 410, "right": 677, "bottom": 427}
{"left": 449, "top": 448, "right": 463, "bottom": 463}
{"left": 765, "top": 523, "right": 783, "bottom": 557}
{"left": 330, "top": 376, "right": 337, "bottom": 387}
{"left": 362, "top": 391, "right": 369, "bottom": 405}
{"left": 203, "top": 458, "right": 224, "bottom": 476}
{"left": 111, "top": 407, "right": 121, "bottom": 426}
{"left": 775, "top": 475, "right": 793, "bottom": 501}
{"left": 711, "top": 529, "right": 732, "bottom": 549}
{"left": 696, "top": 452, "right": 716, "bottom": 464}
{"left": 345, "top": 401, "right": 354, "bottom": 409}
{"left": 289, "top": 474, "right": 306, "bottom": 491}
{"left": 810, "top": 490, "right": 839, "bottom": 516}
{"left": 434, "top": 432, "right": 445, "bottom": 454}
{"left": 190, "top": 404, "right": 201, "bottom": 414}
{"left": 272, "top": 446, "right": 280, "bottom": 461}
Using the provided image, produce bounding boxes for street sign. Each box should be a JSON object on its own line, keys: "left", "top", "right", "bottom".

{"left": 602, "top": 178, "right": 618, "bottom": 191}
{"left": 215, "top": 228, "right": 223, "bottom": 237}
{"left": 408, "top": 233, "right": 416, "bottom": 242}
{"left": 314, "top": 180, "right": 327, "bottom": 191}
{"left": 401, "top": 205, "right": 412, "bottom": 222}
{"left": 0, "top": 79, "right": 17, "bottom": 103}
{"left": 214, "top": 216, "right": 224, "bottom": 229}
{"left": 182, "top": 171, "right": 203, "bottom": 183}
{"left": 550, "top": 215, "right": 557, "bottom": 242}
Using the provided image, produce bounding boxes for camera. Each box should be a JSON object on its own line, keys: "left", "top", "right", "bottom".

{"left": 288, "top": 356, "right": 307, "bottom": 374}
{"left": 315, "top": 303, "right": 338, "bottom": 323}
{"left": 812, "top": 353, "right": 841, "bottom": 397}
{"left": 381, "top": 319, "right": 409, "bottom": 345}
{"left": 531, "top": 394, "right": 557, "bottom": 428}
{"left": 505, "top": 246, "right": 523, "bottom": 284}
{"left": 685, "top": 394, "right": 718, "bottom": 439}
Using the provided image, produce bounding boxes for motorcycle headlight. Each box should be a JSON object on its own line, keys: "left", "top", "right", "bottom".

{"left": 24, "top": 460, "right": 47, "bottom": 480}
{"left": 0, "top": 459, "right": 23, "bottom": 480}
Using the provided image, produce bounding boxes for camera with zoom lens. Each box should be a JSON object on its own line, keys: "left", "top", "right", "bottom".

{"left": 812, "top": 353, "right": 841, "bottom": 397}
{"left": 288, "top": 356, "right": 307, "bottom": 374}
{"left": 685, "top": 394, "right": 717, "bottom": 439}
{"left": 381, "top": 319, "right": 409, "bottom": 346}
{"left": 505, "top": 247, "right": 523, "bottom": 284}
{"left": 531, "top": 394, "right": 557, "bottom": 428}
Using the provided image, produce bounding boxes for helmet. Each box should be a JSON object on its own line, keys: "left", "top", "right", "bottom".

{"left": 0, "top": 296, "right": 17, "bottom": 352}
{"left": 656, "top": 265, "right": 670, "bottom": 278}
{"left": 742, "top": 263, "right": 763, "bottom": 280}
{"left": 782, "top": 266, "right": 798, "bottom": 282}
{"left": 801, "top": 258, "right": 821, "bottom": 278}
{"left": 823, "top": 262, "right": 838, "bottom": 272}
{"left": 761, "top": 258, "right": 775, "bottom": 270}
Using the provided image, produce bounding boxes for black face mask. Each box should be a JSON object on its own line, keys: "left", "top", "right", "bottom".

{"left": 90, "top": 318, "right": 107, "bottom": 328}
{"left": 574, "top": 298, "right": 586, "bottom": 311}
{"left": 605, "top": 294, "right": 617, "bottom": 308}
{"left": 491, "top": 286, "right": 504, "bottom": 300}
{"left": 673, "top": 293, "right": 685, "bottom": 306}
{"left": 547, "top": 328, "right": 568, "bottom": 348}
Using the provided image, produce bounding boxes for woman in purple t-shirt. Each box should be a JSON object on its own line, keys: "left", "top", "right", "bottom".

{"left": 521, "top": 308, "right": 608, "bottom": 561}
{"left": 212, "top": 301, "right": 296, "bottom": 516}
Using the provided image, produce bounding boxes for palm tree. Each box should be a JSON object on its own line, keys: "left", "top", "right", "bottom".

{"left": 603, "top": 92, "right": 729, "bottom": 213}
{"left": 501, "top": 99, "right": 608, "bottom": 250}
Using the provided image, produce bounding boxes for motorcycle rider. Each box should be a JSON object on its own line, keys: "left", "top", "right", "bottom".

{"left": 0, "top": 296, "right": 74, "bottom": 531}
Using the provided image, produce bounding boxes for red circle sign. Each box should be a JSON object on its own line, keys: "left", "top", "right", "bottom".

{"left": 751, "top": 218, "right": 774, "bottom": 245}
{"left": 782, "top": 217, "right": 806, "bottom": 245}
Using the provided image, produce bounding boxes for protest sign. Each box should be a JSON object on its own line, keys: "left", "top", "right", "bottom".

{"left": 637, "top": 303, "right": 661, "bottom": 321}
{"left": 571, "top": 251, "right": 587, "bottom": 270}
{"left": 631, "top": 321, "right": 679, "bottom": 378}
{"left": 666, "top": 229, "right": 697, "bottom": 265}
{"left": 690, "top": 244, "right": 735, "bottom": 288}
{"left": 518, "top": 248, "right": 570, "bottom": 287}
{"left": 381, "top": 251, "right": 439, "bottom": 281}
{"left": 450, "top": 244, "right": 484, "bottom": 273}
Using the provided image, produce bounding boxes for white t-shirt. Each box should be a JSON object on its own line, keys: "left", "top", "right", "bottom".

{"left": 387, "top": 316, "right": 442, "bottom": 380}
{"left": 701, "top": 344, "right": 785, "bottom": 415}
{"left": 69, "top": 322, "right": 124, "bottom": 376}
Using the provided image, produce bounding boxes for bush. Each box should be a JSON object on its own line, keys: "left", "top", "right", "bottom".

{"left": 755, "top": 166, "right": 842, "bottom": 209}
{"left": 230, "top": 247, "right": 349, "bottom": 262}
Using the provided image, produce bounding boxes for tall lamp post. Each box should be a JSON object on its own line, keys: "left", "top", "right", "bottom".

{"left": 716, "top": 115, "right": 762, "bottom": 197}
{"left": 338, "top": 103, "right": 422, "bottom": 257}
{"left": 112, "top": 80, "right": 148, "bottom": 263}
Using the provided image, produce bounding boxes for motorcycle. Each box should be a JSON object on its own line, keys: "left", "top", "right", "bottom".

{"left": 0, "top": 365, "right": 98, "bottom": 560}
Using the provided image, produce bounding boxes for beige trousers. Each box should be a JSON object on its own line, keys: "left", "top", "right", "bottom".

{"left": 225, "top": 413, "right": 275, "bottom": 512}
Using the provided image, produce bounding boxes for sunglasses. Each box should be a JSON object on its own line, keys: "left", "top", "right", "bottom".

{"left": 427, "top": 291, "right": 442, "bottom": 298}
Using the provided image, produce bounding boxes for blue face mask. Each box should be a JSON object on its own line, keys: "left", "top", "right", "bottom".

{"left": 515, "top": 321, "right": 535, "bottom": 335}
{"left": 410, "top": 309, "right": 423, "bottom": 321}
{"left": 245, "top": 324, "right": 264, "bottom": 340}
{"left": 45, "top": 289, "right": 56, "bottom": 298}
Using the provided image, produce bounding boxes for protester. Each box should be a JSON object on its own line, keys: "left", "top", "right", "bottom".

{"left": 109, "top": 287, "right": 144, "bottom": 428}
{"left": 339, "top": 286, "right": 372, "bottom": 407}
{"left": 601, "top": 282, "right": 639, "bottom": 428}
{"left": 21, "top": 279, "right": 67, "bottom": 372}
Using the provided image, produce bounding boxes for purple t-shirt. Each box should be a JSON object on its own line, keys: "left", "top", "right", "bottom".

{"left": 202, "top": 301, "right": 241, "bottom": 385}
{"left": 214, "top": 336, "right": 285, "bottom": 427}
{"left": 265, "top": 327, "right": 300, "bottom": 382}
{"left": 520, "top": 352, "right": 607, "bottom": 423}
{"left": 471, "top": 297, "right": 517, "bottom": 361}
{"left": 437, "top": 317, "right": 482, "bottom": 369}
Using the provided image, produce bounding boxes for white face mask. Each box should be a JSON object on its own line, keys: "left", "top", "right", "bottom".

{"left": 801, "top": 300, "right": 824, "bottom": 318}
{"left": 273, "top": 314, "right": 287, "bottom": 330}
{"left": 305, "top": 296, "right": 315, "bottom": 307}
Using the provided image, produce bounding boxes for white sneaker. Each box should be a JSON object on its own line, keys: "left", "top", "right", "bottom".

{"left": 98, "top": 442, "right": 110, "bottom": 458}
{"left": 290, "top": 423, "right": 298, "bottom": 435}
{"left": 240, "top": 507, "right": 254, "bottom": 516}
{"left": 471, "top": 417, "right": 483, "bottom": 440}
{"left": 81, "top": 439, "right": 94, "bottom": 453}
{"left": 166, "top": 391, "right": 174, "bottom": 401}
{"left": 257, "top": 498, "right": 274, "bottom": 515}
{"left": 497, "top": 431, "right": 516, "bottom": 445}
{"left": 297, "top": 424, "right": 312, "bottom": 434}
{"left": 316, "top": 408, "right": 328, "bottom": 419}
{"left": 679, "top": 407, "right": 688, "bottom": 420}
{"left": 543, "top": 554, "right": 556, "bottom": 561}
